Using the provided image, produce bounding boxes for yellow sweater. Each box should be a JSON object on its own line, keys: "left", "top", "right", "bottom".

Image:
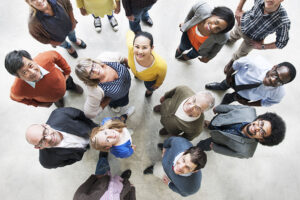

{"left": 126, "top": 31, "right": 167, "bottom": 88}
{"left": 76, "top": 0, "right": 117, "bottom": 18}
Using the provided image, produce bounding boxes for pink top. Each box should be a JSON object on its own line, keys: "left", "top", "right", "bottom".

{"left": 100, "top": 172, "right": 124, "bottom": 200}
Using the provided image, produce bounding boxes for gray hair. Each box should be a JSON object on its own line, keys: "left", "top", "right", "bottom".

{"left": 195, "top": 91, "right": 215, "bottom": 111}
{"left": 75, "top": 58, "right": 102, "bottom": 87}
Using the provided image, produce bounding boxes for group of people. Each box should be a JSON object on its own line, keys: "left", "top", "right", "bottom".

{"left": 4, "top": 0, "right": 296, "bottom": 199}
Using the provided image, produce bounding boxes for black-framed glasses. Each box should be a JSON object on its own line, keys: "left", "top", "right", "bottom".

{"left": 257, "top": 120, "right": 266, "bottom": 137}
{"left": 35, "top": 125, "right": 50, "bottom": 148}
{"left": 270, "top": 66, "right": 284, "bottom": 86}
{"left": 88, "top": 62, "right": 97, "bottom": 79}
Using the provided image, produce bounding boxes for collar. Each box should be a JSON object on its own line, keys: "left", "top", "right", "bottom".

{"left": 25, "top": 66, "right": 49, "bottom": 88}
{"left": 173, "top": 152, "right": 192, "bottom": 177}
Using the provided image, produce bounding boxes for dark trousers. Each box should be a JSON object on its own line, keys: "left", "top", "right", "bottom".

{"left": 66, "top": 76, "right": 77, "bottom": 91}
{"left": 179, "top": 31, "right": 200, "bottom": 59}
{"left": 109, "top": 92, "right": 129, "bottom": 108}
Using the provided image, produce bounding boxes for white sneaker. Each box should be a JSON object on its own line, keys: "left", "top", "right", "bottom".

{"left": 111, "top": 106, "right": 121, "bottom": 113}
{"left": 109, "top": 16, "right": 119, "bottom": 32}
{"left": 124, "top": 106, "right": 135, "bottom": 117}
{"left": 94, "top": 17, "right": 102, "bottom": 32}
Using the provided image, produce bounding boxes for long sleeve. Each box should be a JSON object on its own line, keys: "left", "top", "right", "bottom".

{"left": 51, "top": 51, "right": 71, "bottom": 76}
{"left": 212, "top": 143, "right": 251, "bottom": 158}
{"left": 10, "top": 91, "right": 39, "bottom": 106}
{"left": 76, "top": 0, "right": 84, "bottom": 8}
{"left": 84, "top": 86, "right": 105, "bottom": 119}
{"left": 163, "top": 87, "right": 177, "bottom": 99}
{"left": 154, "top": 59, "right": 167, "bottom": 87}
{"left": 168, "top": 182, "right": 188, "bottom": 197}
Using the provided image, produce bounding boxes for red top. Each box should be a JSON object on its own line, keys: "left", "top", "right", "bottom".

{"left": 10, "top": 51, "right": 71, "bottom": 106}
{"left": 187, "top": 25, "right": 209, "bottom": 50}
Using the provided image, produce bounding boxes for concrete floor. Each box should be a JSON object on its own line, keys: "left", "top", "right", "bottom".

{"left": 0, "top": 0, "right": 300, "bottom": 199}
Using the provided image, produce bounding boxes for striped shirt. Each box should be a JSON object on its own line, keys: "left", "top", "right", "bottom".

{"left": 98, "top": 62, "right": 131, "bottom": 101}
{"left": 241, "top": 0, "right": 290, "bottom": 48}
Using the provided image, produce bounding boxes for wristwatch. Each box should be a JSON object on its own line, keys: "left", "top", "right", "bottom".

{"left": 261, "top": 44, "right": 265, "bottom": 49}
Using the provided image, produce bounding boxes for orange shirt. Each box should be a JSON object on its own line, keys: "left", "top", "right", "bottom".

{"left": 10, "top": 51, "right": 71, "bottom": 106}
{"left": 187, "top": 25, "right": 209, "bottom": 50}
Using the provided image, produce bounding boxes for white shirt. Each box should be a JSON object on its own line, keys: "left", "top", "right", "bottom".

{"left": 134, "top": 55, "right": 154, "bottom": 72}
{"left": 54, "top": 130, "right": 89, "bottom": 149}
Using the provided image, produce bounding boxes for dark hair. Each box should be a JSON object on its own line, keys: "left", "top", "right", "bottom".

{"left": 133, "top": 31, "right": 154, "bottom": 47}
{"left": 278, "top": 62, "right": 296, "bottom": 83}
{"left": 5, "top": 50, "right": 32, "bottom": 76}
{"left": 183, "top": 146, "right": 207, "bottom": 171}
{"left": 211, "top": 6, "right": 235, "bottom": 34}
{"left": 256, "top": 112, "right": 286, "bottom": 146}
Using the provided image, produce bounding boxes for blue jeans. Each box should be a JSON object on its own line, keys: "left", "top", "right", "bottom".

{"left": 129, "top": 5, "right": 153, "bottom": 33}
{"left": 60, "top": 30, "right": 77, "bottom": 49}
{"left": 144, "top": 80, "right": 156, "bottom": 91}
{"left": 92, "top": 13, "right": 113, "bottom": 20}
{"left": 179, "top": 31, "right": 200, "bottom": 59}
{"left": 109, "top": 92, "right": 129, "bottom": 108}
{"left": 95, "top": 156, "right": 110, "bottom": 175}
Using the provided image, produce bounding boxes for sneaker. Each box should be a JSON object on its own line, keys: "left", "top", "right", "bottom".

{"left": 145, "top": 90, "right": 153, "bottom": 97}
{"left": 142, "top": 17, "right": 153, "bottom": 27}
{"left": 124, "top": 106, "right": 135, "bottom": 117}
{"left": 94, "top": 17, "right": 102, "bottom": 32}
{"left": 157, "top": 143, "right": 163, "bottom": 151}
{"left": 109, "top": 16, "right": 119, "bottom": 32}
{"left": 121, "top": 169, "right": 132, "bottom": 179}
{"left": 111, "top": 107, "right": 121, "bottom": 113}
{"left": 153, "top": 105, "right": 161, "bottom": 113}
{"left": 143, "top": 165, "right": 154, "bottom": 175}
{"left": 67, "top": 47, "right": 78, "bottom": 58}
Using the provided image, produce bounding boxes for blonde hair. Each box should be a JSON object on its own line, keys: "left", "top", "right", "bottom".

{"left": 195, "top": 91, "right": 215, "bottom": 111}
{"left": 90, "top": 120, "right": 126, "bottom": 151}
{"left": 75, "top": 58, "right": 104, "bottom": 87}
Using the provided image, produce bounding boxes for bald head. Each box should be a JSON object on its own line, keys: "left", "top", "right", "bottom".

{"left": 25, "top": 124, "right": 44, "bottom": 146}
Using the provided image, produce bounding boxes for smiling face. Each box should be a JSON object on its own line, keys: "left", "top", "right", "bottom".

{"left": 133, "top": 35, "right": 153, "bottom": 62}
{"left": 85, "top": 62, "right": 104, "bottom": 81}
{"left": 173, "top": 153, "right": 197, "bottom": 175}
{"left": 183, "top": 94, "right": 212, "bottom": 117}
{"left": 27, "top": 0, "right": 49, "bottom": 11}
{"left": 264, "top": 0, "right": 283, "bottom": 13}
{"left": 94, "top": 129, "right": 121, "bottom": 150}
{"left": 243, "top": 119, "right": 272, "bottom": 141}
{"left": 202, "top": 15, "right": 228, "bottom": 35}
{"left": 26, "top": 124, "right": 63, "bottom": 149}
{"left": 17, "top": 57, "right": 41, "bottom": 82}
{"left": 263, "top": 65, "right": 290, "bottom": 87}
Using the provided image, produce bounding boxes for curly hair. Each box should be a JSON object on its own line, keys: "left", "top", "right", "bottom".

{"left": 183, "top": 146, "right": 207, "bottom": 171}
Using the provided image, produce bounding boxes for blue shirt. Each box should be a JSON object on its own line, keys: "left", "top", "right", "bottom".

{"left": 241, "top": 0, "right": 290, "bottom": 48}
{"left": 25, "top": 66, "right": 49, "bottom": 88}
{"left": 110, "top": 140, "right": 134, "bottom": 158}
{"left": 212, "top": 122, "right": 250, "bottom": 139}
{"left": 233, "top": 55, "right": 285, "bottom": 107}
{"left": 98, "top": 62, "right": 131, "bottom": 101}
{"left": 36, "top": 0, "right": 72, "bottom": 42}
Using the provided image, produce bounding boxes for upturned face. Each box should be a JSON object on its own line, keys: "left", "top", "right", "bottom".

{"left": 133, "top": 36, "right": 153, "bottom": 62}
{"left": 264, "top": 0, "right": 283, "bottom": 12}
{"left": 202, "top": 15, "right": 228, "bottom": 35}
{"left": 27, "top": 0, "right": 49, "bottom": 11}
{"left": 17, "top": 57, "right": 41, "bottom": 82}
{"left": 244, "top": 119, "right": 272, "bottom": 141}
{"left": 94, "top": 129, "right": 121, "bottom": 149}
{"left": 263, "top": 65, "right": 290, "bottom": 87}
{"left": 85, "top": 62, "right": 105, "bottom": 81}
{"left": 173, "top": 153, "right": 197, "bottom": 175}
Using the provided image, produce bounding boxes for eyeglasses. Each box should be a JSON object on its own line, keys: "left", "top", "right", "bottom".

{"left": 35, "top": 125, "right": 50, "bottom": 148}
{"left": 257, "top": 120, "right": 266, "bottom": 137}
{"left": 88, "top": 62, "right": 97, "bottom": 79}
{"left": 270, "top": 66, "right": 284, "bottom": 86}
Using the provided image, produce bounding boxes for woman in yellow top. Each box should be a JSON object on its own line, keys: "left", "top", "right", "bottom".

{"left": 126, "top": 31, "right": 167, "bottom": 97}
{"left": 76, "top": 0, "right": 121, "bottom": 32}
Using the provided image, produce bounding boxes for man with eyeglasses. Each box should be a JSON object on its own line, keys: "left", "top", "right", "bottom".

{"left": 25, "top": 107, "right": 97, "bottom": 169}
{"left": 205, "top": 55, "right": 296, "bottom": 106}
{"left": 197, "top": 104, "right": 286, "bottom": 158}
{"left": 153, "top": 86, "right": 215, "bottom": 141}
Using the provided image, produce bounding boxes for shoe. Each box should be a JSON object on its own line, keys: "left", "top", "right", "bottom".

{"left": 221, "top": 93, "right": 235, "bottom": 104}
{"left": 111, "top": 107, "right": 121, "bottom": 113}
{"left": 75, "top": 39, "right": 87, "bottom": 49}
{"left": 175, "top": 48, "right": 183, "bottom": 59}
{"left": 67, "top": 47, "right": 78, "bottom": 58}
{"left": 99, "top": 151, "right": 108, "bottom": 158}
{"left": 205, "top": 82, "right": 228, "bottom": 91}
{"left": 54, "top": 98, "right": 64, "bottom": 107}
{"left": 142, "top": 17, "right": 153, "bottom": 27}
{"left": 197, "top": 138, "right": 213, "bottom": 151}
{"left": 72, "top": 84, "right": 83, "bottom": 94}
{"left": 109, "top": 16, "right": 119, "bottom": 32}
{"left": 143, "top": 165, "right": 154, "bottom": 175}
{"left": 157, "top": 143, "right": 163, "bottom": 151}
{"left": 121, "top": 169, "right": 132, "bottom": 179}
{"left": 124, "top": 106, "right": 135, "bottom": 117}
{"left": 159, "top": 128, "right": 169, "bottom": 136}
{"left": 145, "top": 90, "right": 153, "bottom": 97}
{"left": 153, "top": 105, "right": 161, "bottom": 113}
{"left": 94, "top": 17, "right": 102, "bottom": 32}
{"left": 177, "top": 54, "right": 190, "bottom": 61}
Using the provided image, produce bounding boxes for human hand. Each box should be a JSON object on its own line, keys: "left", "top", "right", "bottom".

{"left": 199, "top": 57, "right": 210, "bottom": 63}
{"left": 151, "top": 85, "right": 159, "bottom": 90}
{"left": 64, "top": 74, "right": 70, "bottom": 80}
{"left": 121, "top": 58, "right": 129, "bottom": 68}
{"left": 235, "top": 9, "right": 244, "bottom": 25}
{"left": 162, "top": 148, "right": 166, "bottom": 157}
{"left": 162, "top": 175, "right": 170, "bottom": 185}
{"left": 80, "top": 8, "right": 87, "bottom": 16}
{"left": 127, "top": 15, "right": 134, "bottom": 21}
{"left": 210, "top": 142, "right": 213, "bottom": 150}
{"left": 250, "top": 40, "right": 264, "bottom": 49}
{"left": 114, "top": 6, "right": 120, "bottom": 14}
{"left": 160, "top": 96, "right": 165, "bottom": 103}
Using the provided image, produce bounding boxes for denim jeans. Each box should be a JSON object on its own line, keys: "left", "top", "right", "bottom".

{"left": 109, "top": 92, "right": 129, "bottom": 108}
{"left": 92, "top": 13, "right": 114, "bottom": 20}
{"left": 179, "top": 31, "right": 200, "bottom": 59}
{"left": 129, "top": 5, "right": 153, "bottom": 33}
{"left": 95, "top": 156, "right": 110, "bottom": 175}
{"left": 60, "top": 30, "right": 77, "bottom": 49}
{"left": 144, "top": 80, "right": 156, "bottom": 91}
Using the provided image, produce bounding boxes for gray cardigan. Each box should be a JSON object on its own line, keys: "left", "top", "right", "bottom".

{"left": 180, "top": 0, "right": 229, "bottom": 59}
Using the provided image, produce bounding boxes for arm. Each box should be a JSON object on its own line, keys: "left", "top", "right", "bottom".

{"left": 51, "top": 51, "right": 71, "bottom": 76}
{"left": 114, "top": 0, "right": 121, "bottom": 14}
{"left": 10, "top": 89, "right": 52, "bottom": 107}
{"left": 235, "top": 0, "right": 247, "bottom": 25}
{"left": 153, "top": 61, "right": 167, "bottom": 88}
{"left": 168, "top": 182, "right": 188, "bottom": 197}
{"left": 163, "top": 87, "right": 177, "bottom": 99}
{"left": 84, "top": 86, "right": 105, "bottom": 118}
{"left": 212, "top": 143, "right": 250, "bottom": 158}
{"left": 126, "top": 30, "right": 135, "bottom": 49}
{"left": 162, "top": 137, "right": 174, "bottom": 149}
{"left": 236, "top": 98, "right": 262, "bottom": 106}
{"left": 213, "top": 104, "right": 249, "bottom": 114}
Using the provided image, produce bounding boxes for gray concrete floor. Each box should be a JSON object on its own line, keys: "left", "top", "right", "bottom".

{"left": 0, "top": 0, "right": 300, "bottom": 199}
